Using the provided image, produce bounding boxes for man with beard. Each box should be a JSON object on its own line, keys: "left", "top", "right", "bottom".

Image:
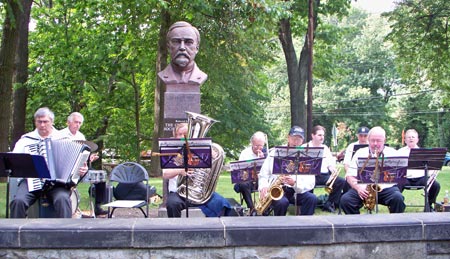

{"left": 158, "top": 21, "right": 207, "bottom": 85}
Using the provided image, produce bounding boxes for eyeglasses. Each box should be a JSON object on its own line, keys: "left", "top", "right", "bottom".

{"left": 252, "top": 145, "right": 264, "bottom": 148}
{"left": 36, "top": 120, "right": 51, "bottom": 124}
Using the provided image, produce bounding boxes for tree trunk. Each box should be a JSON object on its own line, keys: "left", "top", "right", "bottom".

{"left": 132, "top": 71, "right": 141, "bottom": 162}
{"left": 278, "top": 1, "right": 320, "bottom": 136}
{"left": 0, "top": 0, "right": 21, "bottom": 152}
{"left": 91, "top": 71, "right": 118, "bottom": 170}
{"left": 152, "top": 10, "right": 171, "bottom": 205}
{"left": 278, "top": 18, "right": 306, "bottom": 129}
{"left": 11, "top": 0, "right": 33, "bottom": 149}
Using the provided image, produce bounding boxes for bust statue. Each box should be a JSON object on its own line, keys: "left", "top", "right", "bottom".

{"left": 158, "top": 21, "right": 207, "bottom": 85}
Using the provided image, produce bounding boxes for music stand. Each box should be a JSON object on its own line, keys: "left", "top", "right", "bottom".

{"left": 352, "top": 144, "right": 368, "bottom": 159}
{"left": 229, "top": 158, "right": 265, "bottom": 184}
{"left": 0, "top": 153, "right": 51, "bottom": 218}
{"left": 357, "top": 156, "right": 408, "bottom": 213}
{"left": 272, "top": 146, "right": 323, "bottom": 215}
{"left": 158, "top": 137, "right": 212, "bottom": 218}
{"left": 407, "top": 148, "right": 447, "bottom": 212}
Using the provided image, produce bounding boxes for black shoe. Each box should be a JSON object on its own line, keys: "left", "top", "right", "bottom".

{"left": 322, "top": 202, "right": 335, "bottom": 213}
{"left": 95, "top": 205, "right": 108, "bottom": 216}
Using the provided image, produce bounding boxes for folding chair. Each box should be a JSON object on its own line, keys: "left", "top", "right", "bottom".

{"left": 103, "top": 162, "right": 150, "bottom": 218}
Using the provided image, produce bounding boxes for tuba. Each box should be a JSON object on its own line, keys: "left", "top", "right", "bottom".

{"left": 176, "top": 111, "right": 225, "bottom": 205}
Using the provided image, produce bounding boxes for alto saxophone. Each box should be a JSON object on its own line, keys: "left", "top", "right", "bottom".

{"left": 254, "top": 175, "right": 284, "bottom": 215}
{"left": 363, "top": 149, "right": 382, "bottom": 211}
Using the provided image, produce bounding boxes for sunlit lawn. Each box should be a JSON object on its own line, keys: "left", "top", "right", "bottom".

{"left": 1, "top": 166, "right": 449, "bottom": 217}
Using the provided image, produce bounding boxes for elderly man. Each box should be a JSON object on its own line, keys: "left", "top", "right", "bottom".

{"left": 10, "top": 107, "right": 88, "bottom": 218}
{"left": 234, "top": 131, "right": 267, "bottom": 212}
{"left": 158, "top": 21, "right": 207, "bottom": 85}
{"left": 340, "top": 126, "right": 405, "bottom": 214}
{"left": 398, "top": 129, "right": 441, "bottom": 212}
{"left": 59, "top": 112, "right": 108, "bottom": 216}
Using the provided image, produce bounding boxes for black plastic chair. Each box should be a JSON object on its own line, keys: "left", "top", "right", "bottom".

{"left": 103, "top": 162, "right": 149, "bottom": 218}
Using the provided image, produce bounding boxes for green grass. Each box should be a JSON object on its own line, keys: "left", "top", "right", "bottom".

{"left": 1, "top": 166, "right": 449, "bottom": 217}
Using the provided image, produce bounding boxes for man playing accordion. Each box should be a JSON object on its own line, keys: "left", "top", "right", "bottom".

{"left": 9, "top": 107, "right": 88, "bottom": 218}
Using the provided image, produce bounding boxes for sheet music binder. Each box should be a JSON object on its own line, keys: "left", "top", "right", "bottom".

{"left": 1, "top": 152, "right": 51, "bottom": 218}
{"left": 0, "top": 153, "right": 51, "bottom": 178}
{"left": 272, "top": 146, "right": 323, "bottom": 175}
{"left": 158, "top": 138, "right": 212, "bottom": 169}
{"left": 357, "top": 156, "right": 408, "bottom": 185}
{"left": 229, "top": 158, "right": 265, "bottom": 184}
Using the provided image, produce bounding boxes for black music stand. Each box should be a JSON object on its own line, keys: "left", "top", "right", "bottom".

{"left": 357, "top": 156, "right": 408, "bottom": 213}
{"left": 352, "top": 144, "right": 389, "bottom": 159}
{"left": 407, "top": 148, "right": 446, "bottom": 212}
{"left": 272, "top": 146, "right": 323, "bottom": 215}
{"left": 159, "top": 138, "right": 212, "bottom": 218}
{"left": 0, "top": 153, "right": 51, "bottom": 218}
{"left": 229, "top": 158, "right": 265, "bottom": 184}
{"left": 352, "top": 144, "right": 368, "bottom": 159}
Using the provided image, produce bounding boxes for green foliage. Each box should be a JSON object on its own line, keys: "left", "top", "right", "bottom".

{"left": 384, "top": 0, "right": 450, "bottom": 101}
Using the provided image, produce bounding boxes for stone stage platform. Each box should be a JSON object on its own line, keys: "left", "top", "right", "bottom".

{"left": 1, "top": 212, "right": 449, "bottom": 258}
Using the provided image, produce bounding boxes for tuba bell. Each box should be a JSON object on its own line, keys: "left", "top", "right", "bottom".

{"left": 176, "top": 111, "right": 225, "bottom": 205}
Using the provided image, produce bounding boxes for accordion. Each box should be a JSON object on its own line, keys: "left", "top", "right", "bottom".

{"left": 26, "top": 138, "right": 91, "bottom": 186}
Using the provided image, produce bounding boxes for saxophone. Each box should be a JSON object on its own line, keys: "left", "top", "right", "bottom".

{"left": 254, "top": 175, "right": 284, "bottom": 215}
{"left": 176, "top": 111, "right": 225, "bottom": 205}
{"left": 363, "top": 149, "right": 382, "bottom": 211}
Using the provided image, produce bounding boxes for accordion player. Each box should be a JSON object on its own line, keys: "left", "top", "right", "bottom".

{"left": 20, "top": 137, "right": 92, "bottom": 192}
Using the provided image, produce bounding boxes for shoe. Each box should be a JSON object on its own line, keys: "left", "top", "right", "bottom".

{"left": 322, "top": 202, "right": 335, "bottom": 213}
{"left": 95, "top": 205, "right": 108, "bottom": 216}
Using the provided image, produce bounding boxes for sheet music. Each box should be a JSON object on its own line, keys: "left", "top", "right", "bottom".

{"left": 229, "top": 158, "right": 265, "bottom": 184}
{"left": 272, "top": 146, "right": 324, "bottom": 175}
{"left": 357, "top": 156, "right": 408, "bottom": 184}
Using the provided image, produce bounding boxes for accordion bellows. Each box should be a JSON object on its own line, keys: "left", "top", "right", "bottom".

{"left": 45, "top": 138, "right": 91, "bottom": 185}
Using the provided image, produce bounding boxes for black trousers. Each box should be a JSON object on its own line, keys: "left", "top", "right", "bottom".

{"left": 233, "top": 181, "right": 257, "bottom": 209}
{"left": 340, "top": 186, "right": 406, "bottom": 214}
{"left": 10, "top": 180, "right": 72, "bottom": 218}
{"left": 315, "top": 173, "right": 345, "bottom": 207}
{"left": 398, "top": 177, "right": 440, "bottom": 206}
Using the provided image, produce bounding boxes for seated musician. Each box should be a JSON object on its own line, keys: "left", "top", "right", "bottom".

{"left": 342, "top": 126, "right": 370, "bottom": 193}
{"left": 258, "top": 126, "right": 318, "bottom": 216}
{"left": 340, "top": 126, "right": 405, "bottom": 214}
{"left": 233, "top": 131, "right": 267, "bottom": 213}
{"left": 398, "top": 129, "right": 440, "bottom": 212}
{"left": 59, "top": 112, "right": 109, "bottom": 216}
{"left": 301, "top": 125, "right": 345, "bottom": 213}
{"left": 163, "top": 123, "right": 231, "bottom": 217}
{"left": 9, "top": 107, "right": 88, "bottom": 218}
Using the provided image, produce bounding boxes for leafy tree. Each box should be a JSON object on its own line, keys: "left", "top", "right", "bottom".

{"left": 384, "top": 0, "right": 450, "bottom": 103}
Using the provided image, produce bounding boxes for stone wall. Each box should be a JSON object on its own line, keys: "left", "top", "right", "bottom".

{"left": 1, "top": 213, "right": 450, "bottom": 259}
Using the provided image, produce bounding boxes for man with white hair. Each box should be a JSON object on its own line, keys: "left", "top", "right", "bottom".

{"left": 398, "top": 129, "right": 440, "bottom": 211}
{"left": 234, "top": 131, "right": 267, "bottom": 212}
{"left": 340, "top": 126, "right": 406, "bottom": 214}
{"left": 59, "top": 112, "right": 107, "bottom": 216}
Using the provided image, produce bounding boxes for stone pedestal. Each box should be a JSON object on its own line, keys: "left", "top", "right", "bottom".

{"left": 163, "top": 84, "right": 201, "bottom": 137}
